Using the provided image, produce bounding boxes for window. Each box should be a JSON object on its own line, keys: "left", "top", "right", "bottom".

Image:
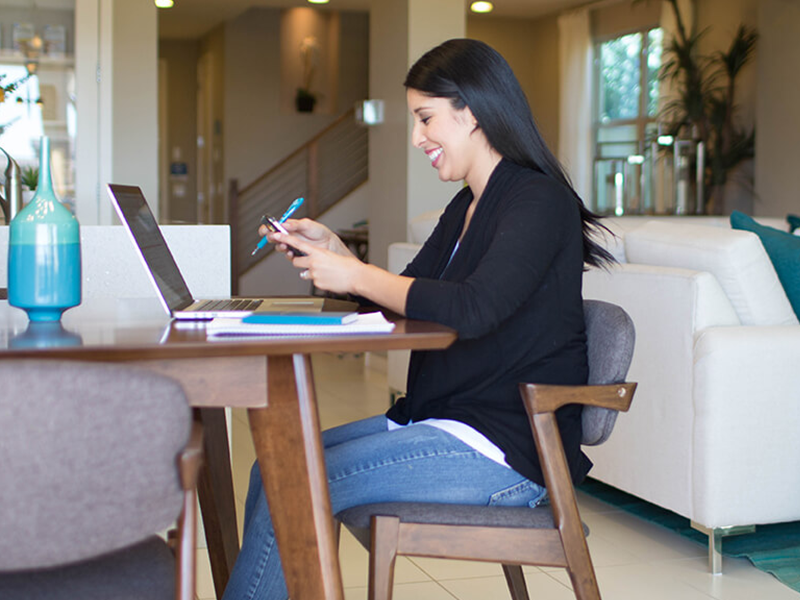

{"left": 593, "top": 27, "right": 662, "bottom": 215}
{"left": 0, "top": 4, "right": 76, "bottom": 217}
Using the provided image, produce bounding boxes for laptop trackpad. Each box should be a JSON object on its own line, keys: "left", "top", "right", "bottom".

{"left": 255, "top": 297, "right": 358, "bottom": 313}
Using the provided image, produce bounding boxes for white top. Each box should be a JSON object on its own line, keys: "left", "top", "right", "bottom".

{"left": 387, "top": 417, "right": 510, "bottom": 468}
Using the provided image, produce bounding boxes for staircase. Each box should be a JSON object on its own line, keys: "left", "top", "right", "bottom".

{"left": 228, "top": 108, "right": 368, "bottom": 293}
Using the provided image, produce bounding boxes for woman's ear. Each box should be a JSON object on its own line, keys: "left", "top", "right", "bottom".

{"left": 463, "top": 105, "right": 480, "bottom": 132}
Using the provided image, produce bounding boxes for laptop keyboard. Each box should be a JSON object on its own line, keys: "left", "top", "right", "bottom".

{"left": 194, "top": 299, "right": 263, "bottom": 312}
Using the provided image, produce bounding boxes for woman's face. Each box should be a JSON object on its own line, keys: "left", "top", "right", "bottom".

{"left": 407, "top": 88, "right": 484, "bottom": 185}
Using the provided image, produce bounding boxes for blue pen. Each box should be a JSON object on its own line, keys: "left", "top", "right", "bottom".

{"left": 251, "top": 197, "right": 305, "bottom": 256}
{"left": 279, "top": 197, "right": 304, "bottom": 222}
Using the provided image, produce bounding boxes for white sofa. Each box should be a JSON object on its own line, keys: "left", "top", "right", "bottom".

{"left": 387, "top": 211, "right": 800, "bottom": 572}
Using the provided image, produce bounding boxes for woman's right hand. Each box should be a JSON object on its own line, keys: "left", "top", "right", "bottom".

{"left": 261, "top": 218, "right": 353, "bottom": 259}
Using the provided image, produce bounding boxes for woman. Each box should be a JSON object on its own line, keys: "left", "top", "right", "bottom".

{"left": 222, "top": 38, "right": 612, "bottom": 600}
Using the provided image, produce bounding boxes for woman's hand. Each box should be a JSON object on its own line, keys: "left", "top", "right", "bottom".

{"left": 270, "top": 230, "right": 414, "bottom": 314}
{"left": 260, "top": 218, "right": 353, "bottom": 259}
{"left": 268, "top": 232, "right": 361, "bottom": 294}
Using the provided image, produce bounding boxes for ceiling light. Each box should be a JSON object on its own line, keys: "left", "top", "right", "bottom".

{"left": 470, "top": 1, "right": 494, "bottom": 13}
{"left": 154, "top": 0, "right": 174, "bottom": 8}
{"left": 308, "top": 0, "right": 330, "bottom": 4}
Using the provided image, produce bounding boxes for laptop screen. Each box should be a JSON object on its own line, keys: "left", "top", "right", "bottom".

{"left": 107, "top": 184, "right": 194, "bottom": 313}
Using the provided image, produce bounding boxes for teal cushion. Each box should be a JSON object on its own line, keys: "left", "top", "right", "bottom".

{"left": 731, "top": 211, "right": 800, "bottom": 319}
{"left": 788, "top": 214, "right": 800, "bottom": 233}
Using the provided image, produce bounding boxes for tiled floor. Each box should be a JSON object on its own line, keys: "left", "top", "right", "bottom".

{"left": 197, "top": 353, "right": 800, "bottom": 600}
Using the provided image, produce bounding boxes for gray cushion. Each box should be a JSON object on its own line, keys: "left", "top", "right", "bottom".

{"left": 0, "top": 536, "right": 174, "bottom": 600}
{"left": 0, "top": 361, "right": 191, "bottom": 571}
{"left": 338, "top": 502, "right": 588, "bottom": 550}
{"left": 581, "top": 300, "right": 635, "bottom": 446}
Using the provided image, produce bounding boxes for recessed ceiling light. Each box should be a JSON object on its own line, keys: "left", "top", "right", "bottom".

{"left": 154, "top": 0, "right": 174, "bottom": 8}
{"left": 308, "top": 0, "right": 330, "bottom": 4}
{"left": 470, "top": 1, "right": 494, "bottom": 13}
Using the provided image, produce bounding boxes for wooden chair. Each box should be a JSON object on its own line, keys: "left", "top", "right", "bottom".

{"left": 337, "top": 299, "right": 636, "bottom": 600}
{"left": 0, "top": 360, "right": 202, "bottom": 600}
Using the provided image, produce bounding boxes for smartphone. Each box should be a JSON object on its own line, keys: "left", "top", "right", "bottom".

{"left": 261, "top": 215, "right": 307, "bottom": 256}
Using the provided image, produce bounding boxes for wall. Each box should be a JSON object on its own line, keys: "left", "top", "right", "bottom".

{"left": 467, "top": 14, "right": 561, "bottom": 154}
{"left": 366, "top": 0, "right": 408, "bottom": 272}
{"left": 223, "top": 8, "right": 368, "bottom": 191}
{"left": 755, "top": 0, "right": 800, "bottom": 218}
{"left": 198, "top": 25, "right": 225, "bottom": 223}
{"left": 280, "top": 8, "right": 338, "bottom": 115}
{"left": 366, "top": 0, "right": 464, "bottom": 273}
{"left": 159, "top": 39, "right": 199, "bottom": 223}
{"left": 404, "top": 0, "right": 465, "bottom": 225}
{"left": 73, "top": 0, "right": 159, "bottom": 224}
{"left": 109, "top": 0, "right": 158, "bottom": 220}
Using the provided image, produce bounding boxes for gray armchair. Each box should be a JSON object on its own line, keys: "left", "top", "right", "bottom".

{"left": 0, "top": 360, "right": 202, "bottom": 600}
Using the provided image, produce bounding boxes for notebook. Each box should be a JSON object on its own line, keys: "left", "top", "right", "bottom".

{"left": 206, "top": 312, "right": 395, "bottom": 338}
{"left": 107, "top": 183, "right": 357, "bottom": 320}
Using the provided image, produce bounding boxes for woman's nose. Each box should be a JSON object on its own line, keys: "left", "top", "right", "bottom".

{"left": 411, "top": 122, "right": 425, "bottom": 148}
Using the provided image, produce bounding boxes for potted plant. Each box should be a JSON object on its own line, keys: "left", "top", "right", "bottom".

{"left": 20, "top": 165, "right": 38, "bottom": 207}
{"left": 639, "top": 0, "right": 757, "bottom": 214}
{"left": 21, "top": 166, "right": 38, "bottom": 192}
{"left": 295, "top": 36, "right": 320, "bottom": 113}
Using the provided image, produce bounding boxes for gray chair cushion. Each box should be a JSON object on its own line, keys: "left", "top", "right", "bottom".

{"left": 581, "top": 300, "right": 635, "bottom": 446}
{"left": 0, "top": 536, "right": 175, "bottom": 600}
{"left": 338, "top": 502, "right": 588, "bottom": 550}
{"left": 0, "top": 361, "right": 191, "bottom": 571}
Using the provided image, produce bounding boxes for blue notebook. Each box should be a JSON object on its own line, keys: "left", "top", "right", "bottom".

{"left": 207, "top": 311, "right": 395, "bottom": 337}
{"left": 241, "top": 312, "right": 359, "bottom": 325}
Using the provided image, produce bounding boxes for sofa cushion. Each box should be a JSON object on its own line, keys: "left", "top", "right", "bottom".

{"left": 731, "top": 211, "right": 800, "bottom": 320}
{"left": 407, "top": 210, "right": 443, "bottom": 244}
{"left": 625, "top": 221, "right": 798, "bottom": 326}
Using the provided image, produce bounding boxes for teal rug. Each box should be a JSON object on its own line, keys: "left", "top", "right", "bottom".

{"left": 577, "top": 478, "right": 800, "bottom": 592}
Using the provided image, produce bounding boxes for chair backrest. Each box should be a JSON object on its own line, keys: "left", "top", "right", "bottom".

{"left": 581, "top": 299, "right": 635, "bottom": 446}
{"left": 0, "top": 361, "right": 191, "bottom": 571}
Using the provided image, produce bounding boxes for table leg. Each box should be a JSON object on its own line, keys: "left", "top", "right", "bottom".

{"left": 196, "top": 407, "right": 241, "bottom": 599}
{"left": 248, "top": 354, "right": 344, "bottom": 600}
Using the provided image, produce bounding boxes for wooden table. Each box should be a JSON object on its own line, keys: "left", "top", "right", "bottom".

{"left": 0, "top": 298, "right": 455, "bottom": 599}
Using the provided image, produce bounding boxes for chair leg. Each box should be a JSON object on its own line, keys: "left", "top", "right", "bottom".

{"left": 369, "top": 516, "right": 400, "bottom": 600}
{"left": 565, "top": 555, "right": 601, "bottom": 600}
{"left": 502, "top": 564, "right": 530, "bottom": 600}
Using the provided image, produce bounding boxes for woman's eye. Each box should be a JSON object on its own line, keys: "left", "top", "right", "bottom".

{"left": 421, "top": 116, "right": 431, "bottom": 125}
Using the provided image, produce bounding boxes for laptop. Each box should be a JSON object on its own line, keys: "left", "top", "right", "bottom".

{"left": 107, "top": 184, "right": 357, "bottom": 320}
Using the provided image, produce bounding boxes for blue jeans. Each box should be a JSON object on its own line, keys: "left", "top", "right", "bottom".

{"left": 222, "top": 415, "right": 546, "bottom": 600}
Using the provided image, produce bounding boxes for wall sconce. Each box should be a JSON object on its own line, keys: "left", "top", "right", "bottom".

{"left": 355, "top": 99, "right": 384, "bottom": 126}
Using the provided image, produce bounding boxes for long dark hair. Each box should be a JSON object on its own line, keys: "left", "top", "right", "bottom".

{"left": 404, "top": 38, "right": 613, "bottom": 268}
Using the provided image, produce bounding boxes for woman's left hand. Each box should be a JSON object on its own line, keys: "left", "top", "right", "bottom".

{"left": 274, "top": 232, "right": 365, "bottom": 296}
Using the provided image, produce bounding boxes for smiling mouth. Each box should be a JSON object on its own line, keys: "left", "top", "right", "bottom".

{"left": 427, "top": 148, "right": 442, "bottom": 167}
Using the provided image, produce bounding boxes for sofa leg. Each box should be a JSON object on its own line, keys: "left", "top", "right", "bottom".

{"left": 691, "top": 521, "right": 756, "bottom": 574}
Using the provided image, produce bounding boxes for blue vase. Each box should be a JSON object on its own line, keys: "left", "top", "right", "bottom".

{"left": 8, "top": 136, "right": 81, "bottom": 322}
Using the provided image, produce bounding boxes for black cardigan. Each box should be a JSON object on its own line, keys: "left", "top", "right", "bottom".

{"left": 386, "top": 159, "right": 592, "bottom": 486}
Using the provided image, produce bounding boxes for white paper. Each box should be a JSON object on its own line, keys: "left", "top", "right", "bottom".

{"left": 205, "top": 311, "right": 395, "bottom": 337}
